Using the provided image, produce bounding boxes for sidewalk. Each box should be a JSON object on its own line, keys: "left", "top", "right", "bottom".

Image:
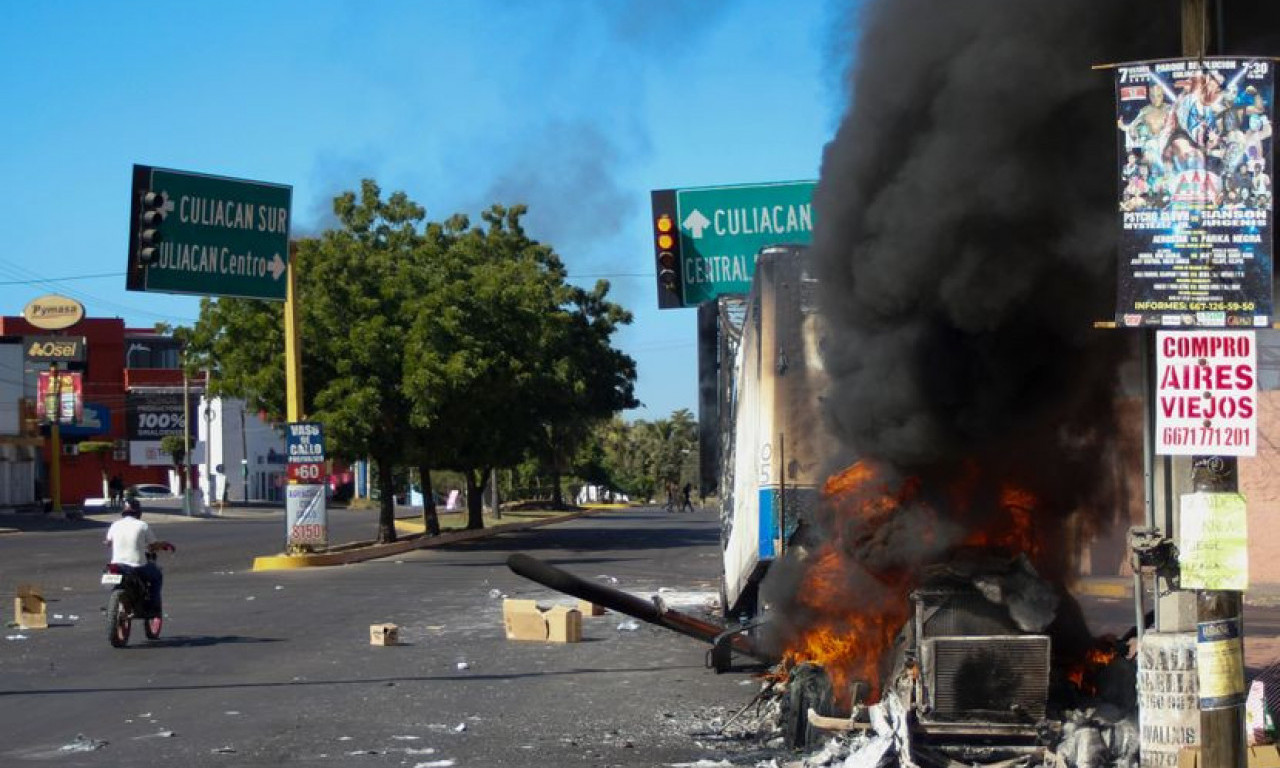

{"left": 251, "top": 504, "right": 622, "bottom": 571}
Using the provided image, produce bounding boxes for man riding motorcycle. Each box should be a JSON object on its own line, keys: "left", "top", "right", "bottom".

{"left": 104, "top": 497, "right": 174, "bottom": 614}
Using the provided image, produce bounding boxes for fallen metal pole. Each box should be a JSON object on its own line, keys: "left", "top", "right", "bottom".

{"left": 506, "top": 553, "right": 776, "bottom": 663}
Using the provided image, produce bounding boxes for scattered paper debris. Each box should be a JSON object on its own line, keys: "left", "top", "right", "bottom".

{"left": 414, "top": 760, "right": 455, "bottom": 768}
{"left": 596, "top": 575, "right": 619, "bottom": 584}
{"left": 274, "top": 585, "right": 283, "bottom": 590}
{"left": 224, "top": 711, "right": 240, "bottom": 716}
{"left": 456, "top": 661, "right": 469, "bottom": 670}
{"left": 59, "top": 735, "right": 107, "bottom": 753}
{"left": 6, "top": 634, "right": 28, "bottom": 640}
{"left": 453, "top": 723, "right": 466, "bottom": 733}
{"left": 391, "top": 735, "right": 421, "bottom": 741}
{"left": 53, "top": 614, "right": 64, "bottom": 619}
{"left": 617, "top": 620, "right": 640, "bottom": 632}
{"left": 134, "top": 730, "right": 176, "bottom": 739}
{"left": 338, "top": 736, "right": 354, "bottom": 741}
{"left": 404, "top": 746, "right": 437, "bottom": 755}
{"left": 245, "top": 596, "right": 256, "bottom": 601}
{"left": 212, "top": 746, "right": 236, "bottom": 754}
{"left": 347, "top": 749, "right": 380, "bottom": 755}
{"left": 488, "top": 588, "right": 502, "bottom": 599}
{"left": 68, "top": 615, "right": 79, "bottom": 620}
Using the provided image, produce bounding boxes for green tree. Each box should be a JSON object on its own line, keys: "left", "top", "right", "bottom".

{"left": 403, "top": 205, "right": 568, "bottom": 528}
{"left": 159, "top": 434, "right": 191, "bottom": 493}
{"left": 528, "top": 280, "right": 638, "bottom": 507}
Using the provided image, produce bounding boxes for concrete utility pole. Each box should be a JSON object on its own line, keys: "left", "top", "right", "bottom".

{"left": 1181, "top": 4, "right": 1246, "bottom": 766}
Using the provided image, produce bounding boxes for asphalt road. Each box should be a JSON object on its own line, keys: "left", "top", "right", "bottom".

{"left": 0, "top": 504, "right": 779, "bottom": 767}
{"left": 4, "top": 503, "right": 1280, "bottom": 767}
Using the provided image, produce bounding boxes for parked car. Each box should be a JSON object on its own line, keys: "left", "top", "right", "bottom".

{"left": 126, "top": 484, "right": 172, "bottom": 499}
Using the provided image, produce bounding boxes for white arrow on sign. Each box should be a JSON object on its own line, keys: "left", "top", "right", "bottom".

{"left": 682, "top": 209, "right": 711, "bottom": 239}
{"left": 269, "top": 253, "right": 286, "bottom": 280}
{"left": 160, "top": 192, "right": 175, "bottom": 219}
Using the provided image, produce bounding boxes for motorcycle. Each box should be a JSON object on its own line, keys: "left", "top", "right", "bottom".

{"left": 101, "top": 551, "right": 167, "bottom": 648}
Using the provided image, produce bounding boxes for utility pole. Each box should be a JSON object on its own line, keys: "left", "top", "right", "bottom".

{"left": 240, "top": 402, "right": 249, "bottom": 504}
{"left": 1181, "top": 3, "right": 1245, "bottom": 766}
{"left": 182, "top": 362, "right": 192, "bottom": 516}
{"left": 48, "top": 363, "right": 62, "bottom": 516}
{"left": 204, "top": 369, "right": 215, "bottom": 515}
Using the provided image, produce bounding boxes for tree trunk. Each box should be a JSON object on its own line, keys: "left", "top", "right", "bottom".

{"left": 465, "top": 469, "right": 485, "bottom": 530}
{"left": 376, "top": 457, "right": 397, "bottom": 544}
{"left": 550, "top": 466, "right": 564, "bottom": 509}
{"left": 418, "top": 464, "right": 440, "bottom": 536}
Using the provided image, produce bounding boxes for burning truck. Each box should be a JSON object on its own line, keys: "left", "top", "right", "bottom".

{"left": 511, "top": 243, "right": 1143, "bottom": 764}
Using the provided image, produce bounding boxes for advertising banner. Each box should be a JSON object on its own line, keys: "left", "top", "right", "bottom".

{"left": 36, "top": 370, "right": 82, "bottom": 424}
{"left": 1155, "top": 330, "right": 1257, "bottom": 455}
{"left": 1114, "top": 58, "right": 1273, "bottom": 328}
{"left": 126, "top": 390, "right": 197, "bottom": 440}
{"left": 286, "top": 483, "right": 328, "bottom": 547}
{"left": 286, "top": 421, "right": 325, "bottom": 483}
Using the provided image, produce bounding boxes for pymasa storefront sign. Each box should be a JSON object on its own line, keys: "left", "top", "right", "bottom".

{"left": 22, "top": 294, "right": 85, "bottom": 330}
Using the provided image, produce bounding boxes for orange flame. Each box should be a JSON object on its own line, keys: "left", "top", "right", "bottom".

{"left": 781, "top": 460, "right": 1046, "bottom": 706}
{"left": 1066, "top": 644, "right": 1120, "bottom": 695}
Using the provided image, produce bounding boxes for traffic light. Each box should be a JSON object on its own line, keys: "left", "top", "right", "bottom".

{"left": 651, "top": 189, "right": 684, "bottom": 309}
{"left": 656, "top": 215, "right": 678, "bottom": 293}
{"left": 137, "top": 191, "right": 166, "bottom": 266}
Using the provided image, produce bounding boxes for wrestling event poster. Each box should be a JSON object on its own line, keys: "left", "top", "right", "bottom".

{"left": 1114, "top": 57, "right": 1273, "bottom": 328}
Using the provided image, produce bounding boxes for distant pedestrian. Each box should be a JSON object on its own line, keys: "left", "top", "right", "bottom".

{"left": 664, "top": 483, "right": 676, "bottom": 513}
{"left": 680, "top": 483, "right": 694, "bottom": 513}
{"left": 109, "top": 475, "right": 125, "bottom": 509}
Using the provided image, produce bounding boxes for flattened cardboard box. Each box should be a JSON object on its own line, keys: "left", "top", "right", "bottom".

{"left": 14, "top": 584, "right": 47, "bottom": 630}
{"left": 370, "top": 623, "right": 399, "bottom": 646}
{"left": 503, "top": 599, "right": 547, "bottom": 641}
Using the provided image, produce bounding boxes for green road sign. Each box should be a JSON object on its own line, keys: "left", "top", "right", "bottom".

{"left": 127, "top": 165, "right": 293, "bottom": 301}
{"left": 675, "top": 181, "right": 815, "bottom": 305}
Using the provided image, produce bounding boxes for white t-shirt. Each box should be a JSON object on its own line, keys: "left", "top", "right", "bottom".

{"left": 106, "top": 516, "right": 157, "bottom": 567}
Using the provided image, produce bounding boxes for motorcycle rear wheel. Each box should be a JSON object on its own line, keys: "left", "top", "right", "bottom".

{"left": 107, "top": 591, "right": 130, "bottom": 648}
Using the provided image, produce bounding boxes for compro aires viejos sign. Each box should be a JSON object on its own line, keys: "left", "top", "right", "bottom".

{"left": 1155, "top": 330, "right": 1257, "bottom": 456}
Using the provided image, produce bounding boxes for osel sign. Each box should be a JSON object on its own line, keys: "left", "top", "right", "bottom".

{"left": 22, "top": 295, "right": 85, "bottom": 330}
{"left": 24, "top": 336, "right": 86, "bottom": 363}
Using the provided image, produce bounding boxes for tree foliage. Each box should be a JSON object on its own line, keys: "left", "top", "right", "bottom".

{"left": 183, "top": 180, "right": 637, "bottom": 540}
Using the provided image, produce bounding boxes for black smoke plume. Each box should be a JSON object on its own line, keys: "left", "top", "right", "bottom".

{"left": 760, "top": 0, "right": 1201, "bottom": 661}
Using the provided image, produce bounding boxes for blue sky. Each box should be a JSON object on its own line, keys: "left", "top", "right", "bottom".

{"left": 0, "top": 0, "right": 852, "bottom": 421}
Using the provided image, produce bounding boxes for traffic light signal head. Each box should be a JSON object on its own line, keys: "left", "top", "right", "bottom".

{"left": 656, "top": 213, "right": 678, "bottom": 293}
{"left": 137, "top": 191, "right": 166, "bottom": 266}
{"left": 650, "top": 189, "right": 684, "bottom": 309}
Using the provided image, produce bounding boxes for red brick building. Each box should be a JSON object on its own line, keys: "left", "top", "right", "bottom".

{"left": 1, "top": 311, "right": 190, "bottom": 506}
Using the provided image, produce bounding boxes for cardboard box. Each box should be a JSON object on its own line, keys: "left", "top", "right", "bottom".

{"left": 1186, "top": 745, "right": 1280, "bottom": 768}
{"left": 1251, "top": 745, "right": 1280, "bottom": 768}
{"left": 502, "top": 599, "right": 547, "bottom": 641}
{"left": 577, "top": 599, "right": 605, "bottom": 617}
{"left": 546, "top": 605, "right": 582, "bottom": 643}
{"left": 14, "top": 584, "right": 46, "bottom": 630}
{"left": 369, "top": 623, "right": 399, "bottom": 646}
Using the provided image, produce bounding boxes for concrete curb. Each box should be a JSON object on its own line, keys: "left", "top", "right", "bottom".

{"left": 251, "top": 506, "right": 611, "bottom": 571}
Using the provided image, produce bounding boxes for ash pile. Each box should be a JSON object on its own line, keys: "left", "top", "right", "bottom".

{"left": 724, "top": 553, "right": 1140, "bottom": 768}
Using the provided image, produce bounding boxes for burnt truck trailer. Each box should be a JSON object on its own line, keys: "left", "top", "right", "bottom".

{"left": 714, "top": 245, "right": 836, "bottom": 621}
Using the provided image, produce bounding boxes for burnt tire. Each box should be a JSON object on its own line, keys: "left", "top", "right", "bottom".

{"left": 144, "top": 615, "right": 163, "bottom": 640}
{"left": 782, "top": 662, "right": 836, "bottom": 750}
{"left": 107, "top": 592, "right": 130, "bottom": 648}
